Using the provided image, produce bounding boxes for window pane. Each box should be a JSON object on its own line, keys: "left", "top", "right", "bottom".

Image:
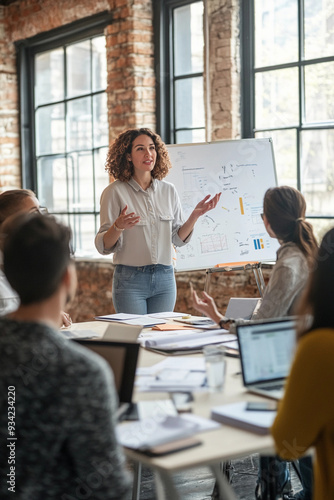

{"left": 255, "top": 129, "right": 297, "bottom": 187}
{"left": 66, "top": 40, "right": 91, "bottom": 98}
{"left": 304, "top": 0, "right": 334, "bottom": 60}
{"left": 92, "top": 36, "right": 107, "bottom": 91}
{"left": 301, "top": 129, "right": 334, "bottom": 216}
{"left": 175, "top": 77, "right": 204, "bottom": 129}
{"left": 304, "top": 62, "right": 334, "bottom": 123}
{"left": 174, "top": 2, "right": 204, "bottom": 76}
{"left": 67, "top": 97, "right": 92, "bottom": 151}
{"left": 307, "top": 218, "right": 334, "bottom": 244}
{"left": 36, "top": 104, "right": 65, "bottom": 155}
{"left": 67, "top": 152, "right": 94, "bottom": 212}
{"left": 37, "top": 156, "right": 67, "bottom": 211}
{"left": 176, "top": 129, "right": 205, "bottom": 144}
{"left": 35, "top": 49, "right": 64, "bottom": 106}
{"left": 255, "top": 68, "right": 299, "bottom": 128}
{"left": 94, "top": 147, "right": 109, "bottom": 208}
{"left": 254, "top": 0, "right": 298, "bottom": 68}
{"left": 67, "top": 214, "right": 97, "bottom": 255}
{"left": 93, "top": 93, "right": 108, "bottom": 147}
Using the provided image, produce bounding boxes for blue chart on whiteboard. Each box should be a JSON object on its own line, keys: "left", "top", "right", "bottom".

{"left": 166, "top": 138, "right": 279, "bottom": 272}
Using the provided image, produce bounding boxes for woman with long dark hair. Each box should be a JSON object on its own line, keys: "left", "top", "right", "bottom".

{"left": 192, "top": 185, "right": 317, "bottom": 499}
{"left": 272, "top": 227, "right": 334, "bottom": 500}
{"left": 192, "top": 185, "right": 318, "bottom": 327}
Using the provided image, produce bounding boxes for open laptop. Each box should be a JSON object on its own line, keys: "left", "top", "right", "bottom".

{"left": 102, "top": 322, "right": 142, "bottom": 342}
{"left": 225, "top": 297, "right": 260, "bottom": 320}
{"left": 236, "top": 317, "right": 297, "bottom": 400}
{"left": 73, "top": 339, "right": 140, "bottom": 418}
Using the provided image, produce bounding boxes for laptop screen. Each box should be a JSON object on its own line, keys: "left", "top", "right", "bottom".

{"left": 237, "top": 318, "right": 296, "bottom": 385}
{"left": 73, "top": 340, "right": 139, "bottom": 404}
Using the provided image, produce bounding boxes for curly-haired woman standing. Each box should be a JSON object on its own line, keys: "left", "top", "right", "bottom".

{"left": 95, "top": 128, "right": 220, "bottom": 314}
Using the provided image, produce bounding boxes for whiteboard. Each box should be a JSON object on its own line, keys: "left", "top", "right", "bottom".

{"left": 166, "top": 138, "right": 279, "bottom": 272}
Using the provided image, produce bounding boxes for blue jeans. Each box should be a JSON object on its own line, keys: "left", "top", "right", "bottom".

{"left": 112, "top": 264, "right": 177, "bottom": 314}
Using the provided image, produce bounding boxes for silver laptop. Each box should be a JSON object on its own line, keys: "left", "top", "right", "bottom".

{"left": 236, "top": 317, "right": 297, "bottom": 400}
{"left": 225, "top": 297, "right": 260, "bottom": 320}
{"left": 102, "top": 322, "right": 142, "bottom": 342}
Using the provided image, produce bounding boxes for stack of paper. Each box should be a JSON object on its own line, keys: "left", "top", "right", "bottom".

{"left": 95, "top": 313, "right": 166, "bottom": 327}
{"left": 211, "top": 401, "right": 276, "bottom": 435}
{"left": 136, "top": 356, "right": 207, "bottom": 392}
{"left": 116, "top": 413, "right": 220, "bottom": 451}
{"left": 59, "top": 329, "right": 99, "bottom": 340}
{"left": 142, "top": 329, "right": 238, "bottom": 353}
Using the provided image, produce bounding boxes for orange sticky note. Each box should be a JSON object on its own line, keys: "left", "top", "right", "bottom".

{"left": 152, "top": 323, "right": 195, "bottom": 331}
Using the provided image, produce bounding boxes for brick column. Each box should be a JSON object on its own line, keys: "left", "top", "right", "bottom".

{"left": 206, "top": 0, "right": 241, "bottom": 141}
{"left": 105, "top": 0, "right": 156, "bottom": 142}
{"left": 0, "top": 7, "right": 20, "bottom": 189}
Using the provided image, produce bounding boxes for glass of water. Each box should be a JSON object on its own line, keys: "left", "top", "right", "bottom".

{"left": 203, "top": 344, "right": 226, "bottom": 392}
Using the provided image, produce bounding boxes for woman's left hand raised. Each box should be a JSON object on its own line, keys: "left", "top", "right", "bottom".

{"left": 192, "top": 193, "right": 221, "bottom": 219}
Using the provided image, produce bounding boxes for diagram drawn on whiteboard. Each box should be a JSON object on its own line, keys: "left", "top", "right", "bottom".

{"left": 166, "top": 138, "right": 279, "bottom": 271}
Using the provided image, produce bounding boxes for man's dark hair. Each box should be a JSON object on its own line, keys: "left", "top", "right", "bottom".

{"left": 3, "top": 213, "right": 72, "bottom": 305}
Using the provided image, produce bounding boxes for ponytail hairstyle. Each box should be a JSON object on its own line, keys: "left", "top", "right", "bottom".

{"left": 263, "top": 186, "right": 318, "bottom": 267}
{"left": 296, "top": 227, "right": 334, "bottom": 339}
{"left": 0, "top": 189, "right": 36, "bottom": 226}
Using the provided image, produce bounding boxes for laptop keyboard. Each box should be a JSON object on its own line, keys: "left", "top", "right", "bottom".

{"left": 262, "top": 383, "right": 283, "bottom": 391}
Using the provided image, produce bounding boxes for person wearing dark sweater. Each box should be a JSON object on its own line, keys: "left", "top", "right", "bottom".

{"left": 0, "top": 212, "right": 131, "bottom": 500}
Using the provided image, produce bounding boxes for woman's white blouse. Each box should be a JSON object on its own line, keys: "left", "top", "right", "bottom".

{"left": 95, "top": 178, "right": 192, "bottom": 266}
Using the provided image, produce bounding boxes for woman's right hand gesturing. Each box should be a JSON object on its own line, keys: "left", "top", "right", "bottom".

{"left": 114, "top": 205, "right": 140, "bottom": 231}
{"left": 103, "top": 205, "right": 140, "bottom": 250}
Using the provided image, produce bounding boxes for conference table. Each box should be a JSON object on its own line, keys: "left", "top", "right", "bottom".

{"left": 69, "top": 320, "right": 277, "bottom": 500}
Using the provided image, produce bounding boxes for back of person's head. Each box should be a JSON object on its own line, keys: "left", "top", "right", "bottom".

{"left": 0, "top": 189, "right": 37, "bottom": 226}
{"left": 3, "top": 213, "right": 73, "bottom": 305}
{"left": 297, "top": 227, "right": 334, "bottom": 336}
{"left": 263, "top": 185, "right": 318, "bottom": 265}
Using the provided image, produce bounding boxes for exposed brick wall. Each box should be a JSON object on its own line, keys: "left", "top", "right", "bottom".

{"left": 0, "top": 0, "right": 156, "bottom": 188}
{"left": 0, "top": 0, "right": 252, "bottom": 322}
{"left": 5, "top": 0, "right": 114, "bottom": 41}
{"left": 105, "top": 0, "right": 156, "bottom": 141}
{"left": 0, "top": 6, "right": 20, "bottom": 190}
{"left": 207, "top": 0, "right": 241, "bottom": 141}
{"left": 68, "top": 260, "right": 272, "bottom": 323}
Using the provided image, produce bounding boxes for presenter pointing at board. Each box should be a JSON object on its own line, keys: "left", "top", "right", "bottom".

{"left": 95, "top": 128, "right": 221, "bottom": 314}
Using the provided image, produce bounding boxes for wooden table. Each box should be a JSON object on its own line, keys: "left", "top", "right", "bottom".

{"left": 69, "top": 320, "right": 276, "bottom": 500}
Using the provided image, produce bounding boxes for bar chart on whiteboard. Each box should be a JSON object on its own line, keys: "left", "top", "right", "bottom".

{"left": 166, "top": 138, "right": 279, "bottom": 272}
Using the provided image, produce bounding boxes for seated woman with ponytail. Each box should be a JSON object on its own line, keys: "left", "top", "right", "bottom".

{"left": 192, "top": 185, "right": 318, "bottom": 499}
{"left": 192, "top": 185, "right": 318, "bottom": 328}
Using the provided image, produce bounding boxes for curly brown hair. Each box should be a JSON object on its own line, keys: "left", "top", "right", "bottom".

{"left": 105, "top": 128, "right": 171, "bottom": 181}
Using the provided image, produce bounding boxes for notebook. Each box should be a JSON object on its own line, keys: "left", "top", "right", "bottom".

{"left": 73, "top": 340, "right": 140, "bottom": 410}
{"left": 236, "top": 317, "right": 297, "bottom": 400}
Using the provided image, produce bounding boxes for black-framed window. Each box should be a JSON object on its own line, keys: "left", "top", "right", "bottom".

{"left": 16, "top": 13, "right": 112, "bottom": 257}
{"left": 154, "top": 0, "right": 205, "bottom": 144}
{"left": 242, "top": 0, "right": 334, "bottom": 239}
